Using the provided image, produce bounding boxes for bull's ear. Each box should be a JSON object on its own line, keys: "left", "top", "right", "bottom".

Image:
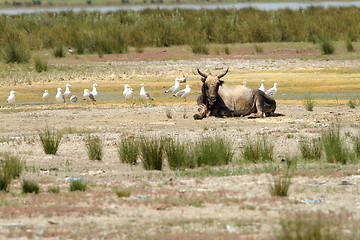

{"left": 219, "top": 80, "right": 224, "bottom": 85}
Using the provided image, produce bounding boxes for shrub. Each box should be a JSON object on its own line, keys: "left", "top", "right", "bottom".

{"left": 345, "top": 39, "right": 355, "bottom": 52}
{"left": 253, "top": 44, "right": 263, "bottom": 53}
{"left": 277, "top": 212, "right": 351, "bottom": 240}
{"left": 69, "top": 180, "right": 87, "bottom": 192}
{"left": 299, "top": 138, "right": 322, "bottom": 161}
{"left": 47, "top": 186, "right": 60, "bottom": 194}
{"left": 53, "top": 45, "right": 65, "bottom": 58}
{"left": 85, "top": 135, "right": 103, "bottom": 161}
{"left": 2, "top": 33, "right": 31, "bottom": 63}
{"left": 39, "top": 127, "right": 63, "bottom": 155}
{"left": 1, "top": 153, "right": 24, "bottom": 179}
{"left": 321, "top": 126, "right": 350, "bottom": 164}
{"left": 190, "top": 41, "right": 209, "bottom": 55}
{"left": 165, "top": 139, "right": 196, "bottom": 170}
{"left": 0, "top": 171, "right": 11, "bottom": 192}
{"left": 242, "top": 138, "right": 274, "bottom": 163}
{"left": 348, "top": 100, "right": 357, "bottom": 109}
{"left": 117, "top": 136, "right": 139, "bottom": 165}
{"left": 22, "top": 180, "right": 40, "bottom": 194}
{"left": 113, "top": 187, "right": 131, "bottom": 198}
{"left": 34, "top": 56, "right": 48, "bottom": 73}
{"left": 195, "top": 136, "right": 233, "bottom": 166}
{"left": 303, "top": 97, "right": 315, "bottom": 111}
{"left": 320, "top": 40, "right": 335, "bottom": 55}
{"left": 269, "top": 174, "right": 291, "bottom": 197}
{"left": 139, "top": 136, "right": 165, "bottom": 170}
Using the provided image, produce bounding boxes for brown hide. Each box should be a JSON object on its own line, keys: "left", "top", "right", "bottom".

{"left": 194, "top": 69, "right": 276, "bottom": 119}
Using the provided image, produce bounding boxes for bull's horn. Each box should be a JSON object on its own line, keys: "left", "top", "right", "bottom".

{"left": 197, "top": 69, "right": 208, "bottom": 78}
{"left": 218, "top": 68, "right": 229, "bottom": 79}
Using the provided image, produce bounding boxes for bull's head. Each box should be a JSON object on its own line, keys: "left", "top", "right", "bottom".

{"left": 197, "top": 68, "right": 229, "bottom": 105}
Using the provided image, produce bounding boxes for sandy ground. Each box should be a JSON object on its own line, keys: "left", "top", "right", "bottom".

{"left": 0, "top": 58, "right": 360, "bottom": 239}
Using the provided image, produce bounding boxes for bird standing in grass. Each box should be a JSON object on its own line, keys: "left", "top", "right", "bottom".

{"left": 123, "top": 84, "right": 134, "bottom": 100}
{"left": 265, "top": 83, "right": 278, "bottom": 96}
{"left": 42, "top": 90, "right": 50, "bottom": 102}
{"left": 91, "top": 84, "right": 98, "bottom": 99}
{"left": 165, "top": 78, "right": 180, "bottom": 93}
{"left": 242, "top": 81, "right": 247, "bottom": 86}
{"left": 63, "top": 84, "right": 72, "bottom": 101}
{"left": 140, "top": 83, "right": 153, "bottom": 100}
{"left": 259, "top": 80, "right": 266, "bottom": 92}
{"left": 55, "top": 88, "right": 65, "bottom": 103}
{"left": 173, "top": 84, "right": 191, "bottom": 101}
{"left": 83, "top": 89, "right": 96, "bottom": 101}
{"left": 7, "top": 90, "right": 16, "bottom": 104}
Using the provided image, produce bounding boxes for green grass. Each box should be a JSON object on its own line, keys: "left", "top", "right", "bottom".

{"left": 242, "top": 138, "right": 274, "bottom": 163}
{"left": 69, "top": 180, "right": 87, "bottom": 192}
{"left": 348, "top": 100, "right": 357, "bottom": 109}
{"left": 47, "top": 186, "right": 60, "bottom": 194}
{"left": 352, "top": 134, "right": 360, "bottom": 158}
{"left": 139, "top": 136, "right": 165, "bottom": 170}
{"left": 53, "top": 45, "right": 65, "bottom": 58}
{"left": 299, "top": 138, "right": 322, "bottom": 161}
{"left": 34, "top": 56, "right": 48, "bottom": 73}
{"left": 269, "top": 174, "right": 292, "bottom": 197}
{"left": 195, "top": 136, "right": 233, "bottom": 167}
{"left": 113, "top": 187, "right": 131, "bottom": 198}
{"left": 117, "top": 136, "right": 139, "bottom": 165}
{"left": 303, "top": 97, "right": 316, "bottom": 111}
{"left": 0, "top": 171, "right": 11, "bottom": 192}
{"left": 85, "top": 135, "right": 103, "bottom": 161}
{"left": 1, "top": 153, "right": 24, "bottom": 179}
{"left": 39, "top": 127, "right": 63, "bottom": 155}
{"left": 277, "top": 212, "right": 354, "bottom": 240}
{"left": 165, "top": 139, "right": 196, "bottom": 170}
{"left": 1, "top": 32, "right": 31, "bottom": 63}
{"left": 320, "top": 40, "right": 335, "bottom": 55}
{"left": 321, "top": 126, "right": 350, "bottom": 164}
{"left": 22, "top": 180, "right": 40, "bottom": 194}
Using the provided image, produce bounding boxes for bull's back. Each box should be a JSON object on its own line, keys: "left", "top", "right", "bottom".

{"left": 218, "top": 84, "right": 257, "bottom": 115}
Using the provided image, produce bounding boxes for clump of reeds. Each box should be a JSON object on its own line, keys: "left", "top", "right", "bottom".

{"left": 321, "top": 126, "right": 350, "bottom": 164}
{"left": 34, "top": 56, "right": 48, "bottom": 73}
{"left": 39, "top": 127, "right": 63, "bottom": 155}
{"left": 113, "top": 187, "right": 131, "bottom": 198}
{"left": 269, "top": 174, "right": 292, "bottom": 197}
{"left": 165, "top": 139, "right": 196, "bottom": 170}
{"left": 299, "top": 138, "right": 322, "bottom": 161}
{"left": 345, "top": 39, "right": 355, "bottom": 52}
{"left": 348, "top": 100, "right": 357, "bottom": 109}
{"left": 1, "top": 32, "right": 31, "bottom": 63}
{"left": 22, "top": 179, "right": 40, "bottom": 194}
{"left": 242, "top": 138, "right": 274, "bottom": 163}
{"left": 320, "top": 39, "right": 335, "bottom": 55}
{"left": 117, "top": 136, "right": 139, "bottom": 165}
{"left": 139, "top": 136, "right": 165, "bottom": 170}
{"left": 195, "top": 136, "right": 233, "bottom": 166}
{"left": 85, "top": 135, "right": 103, "bottom": 161}
{"left": 53, "top": 45, "right": 65, "bottom": 58}
{"left": 69, "top": 180, "right": 87, "bottom": 192}
{"left": 303, "top": 97, "right": 315, "bottom": 111}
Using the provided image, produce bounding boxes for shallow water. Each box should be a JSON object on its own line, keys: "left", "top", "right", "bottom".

{"left": 1, "top": 1, "right": 360, "bottom": 15}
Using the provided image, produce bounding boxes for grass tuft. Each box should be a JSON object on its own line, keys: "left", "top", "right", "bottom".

{"left": 345, "top": 39, "right": 355, "bottom": 52}
{"left": 321, "top": 126, "right": 350, "bottom": 164}
{"left": 69, "top": 180, "right": 87, "bottom": 192}
{"left": 117, "top": 136, "right": 139, "bottom": 165}
{"left": 0, "top": 171, "right": 11, "bottom": 192}
{"left": 303, "top": 97, "right": 315, "bottom": 111}
{"left": 242, "top": 138, "right": 274, "bottom": 163}
{"left": 85, "top": 135, "right": 103, "bottom": 161}
{"left": 195, "top": 136, "right": 233, "bottom": 166}
{"left": 269, "top": 174, "right": 292, "bottom": 197}
{"left": 299, "top": 138, "right": 322, "bottom": 161}
{"left": 39, "top": 127, "right": 63, "bottom": 155}
{"left": 47, "top": 186, "right": 60, "bottom": 194}
{"left": 113, "top": 187, "right": 131, "bottom": 198}
{"left": 1, "top": 153, "right": 24, "bottom": 179}
{"left": 22, "top": 180, "right": 40, "bottom": 194}
{"left": 53, "top": 45, "right": 65, "bottom": 58}
{"left": 320, "top": 40, "right": 335, "bottom": 55}
{"left": 2, "top": 32, "right": 31, "bottom": 63}
{"left": 165, "top": 139, "right": 196, "bottom": 170}
{"left": 34, "top": 56, "right": 48, "bottom": 73}
{"left": 348, "top": 100, "right": 357, "bottom": 109}
{"left": 139, "top": 136, "right": 165, "bottom": 170}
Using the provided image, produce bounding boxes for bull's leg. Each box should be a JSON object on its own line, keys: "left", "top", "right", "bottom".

{"left": 252, "top": 96, "right": 265, "bottom": 118}
{"left": 194, "top": 104, "right": 207, "bottom": 120}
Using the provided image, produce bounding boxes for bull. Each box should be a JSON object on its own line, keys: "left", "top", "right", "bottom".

{"left": 194, "top": 68, "right": 277, "bottom": 120}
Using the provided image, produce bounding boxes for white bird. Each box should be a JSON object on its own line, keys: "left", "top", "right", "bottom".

{"left": 265, "top": 83, "right": 278, "bottom": 96}
{"left": 123, "top": 84, "right": 133, "bottom": 100}
{"left": 165, "top": 78, "right": 180, "bottom": 93}
{"left": 42, "top": 90, "right": 50, "bottom": 102}
{"left": 174, "top": 76, "right": 187, "bottom": 83}
{"left": 68, "top": 47, "right": 74, "bottom": 55}
{"left": 63, "top": 84, "right": 72, "bottom": 101}
{"left": 55, "top": 88, "right": 65, "bottom": 103}
{"left": 91, "top": 84, "right": 98, "bottom": 99}
{"left": 140, "top": 83, "right": 153, "bottom": 100}
{"left": 242, "top": 81, "right": 247, "bottom": 86}
{"left": 70, "top": 95, "right": 78, "bottom": 103}
{"left": 83, "top": 89, "right": 96, "bottom": 101}
{"left": 173, "top": 84, "right": 191, "bottom": 100}
{"left": 259, "top": 80, "right": 265, "bottom": 92}
{"left": 6, "top": 90, "right": 16, "bottom": 104}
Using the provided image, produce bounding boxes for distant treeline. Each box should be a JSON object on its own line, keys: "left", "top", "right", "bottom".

{"left": 1, "top": 7, "right": 360, "bottom": 55}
